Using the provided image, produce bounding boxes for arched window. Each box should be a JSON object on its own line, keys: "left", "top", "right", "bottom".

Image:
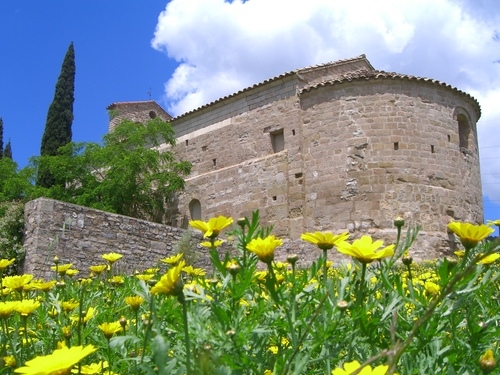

{"left": 453, "top": 107, "right": 472, "bottom": 151}
{"left": 189, "top": 199, "right": 201, "bottom": 220}
{"left": 457, "top": 114, "right": 470, "bottom": 150}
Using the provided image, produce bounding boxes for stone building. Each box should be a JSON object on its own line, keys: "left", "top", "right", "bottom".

{"left": 108, "top": 55, "right": 482, "bottom": 260}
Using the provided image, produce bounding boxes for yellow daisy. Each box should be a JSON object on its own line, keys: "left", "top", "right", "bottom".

{"left": 14, "top": 345, "right": 96, "bottom": 375}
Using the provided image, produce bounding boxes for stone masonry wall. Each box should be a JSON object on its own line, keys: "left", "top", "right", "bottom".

{"left": 23, "top": 198, "right": 212, "bottom": 280}
{"left": 165, "top": 76, "right": 481, "bottom": 262}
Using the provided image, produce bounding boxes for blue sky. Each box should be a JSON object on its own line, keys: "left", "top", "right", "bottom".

{"left": 1, "top": 0, "right": 499, "bottom": 230}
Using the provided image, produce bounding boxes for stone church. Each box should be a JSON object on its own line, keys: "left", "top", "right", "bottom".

{"left": 107, "top": 55, "right": 482, "bottom": 259}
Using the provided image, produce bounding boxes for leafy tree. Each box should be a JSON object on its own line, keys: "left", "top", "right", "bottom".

{"left": 32, "top": 118, "right": 192, "bottom": 222}
{"left": 3, "top": 140, "right": 12, "bottom": 160}
{"left": 0, "top": 158, "right": 34, "bottom": 202}
{"left": 0, "top": 117, "right": 3, "bottom": 158}
{"left": 37, "top": 42, "right": 75, "bottom": 188}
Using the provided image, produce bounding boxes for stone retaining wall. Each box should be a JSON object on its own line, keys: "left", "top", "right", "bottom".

{"left": 22, "top": 198, "right": 212, "bottom": 280}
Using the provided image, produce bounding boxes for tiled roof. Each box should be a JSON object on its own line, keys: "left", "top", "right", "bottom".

{"left": 300, "top": 69, "right": 481, "bottom": 118}
{"left": 171, "top": 55, "right": 371, "bottom": 121}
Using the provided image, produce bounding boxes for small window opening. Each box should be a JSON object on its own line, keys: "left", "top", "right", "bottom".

{"left": 394, "top": 142, "right": 399, "bottom": 151}
{"left": 292, "top": 129, "right": 296, "bottom": 136}
{"left": 189, "top": 199, "right": 201, "bottom": 220}
{"left": 271, "top": 129, "right": 285, "bottom": 153}
{"left": 185, "top": 139, "right": 189, "bottom": 146}
{"left": 149, "top": 111, "right": 157, "bottom": 119}
{"left": 457, "top": 114, "right": 471, "bottom": 150}
{"left": 213, "top": 159, "right": 217, "bottom": 167}
{"left": 272, "top": 196, "right": 277, "bottom": 201}
{"left": 431, "top": 145, "right": 435, "bottom": 153}
{"left": 447, "top": 134, "right": 451, "bottom": 142}
{"left": 295, "top": 172, "right": 303, "bottom": 178}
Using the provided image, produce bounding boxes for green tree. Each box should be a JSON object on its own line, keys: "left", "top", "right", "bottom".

{"left": 32, "top": 118, "right": 192, "bottom": 222}
{"left": 3, "top": 139, "right": 12, "bottom": 160}
{"left": 0, "top": 158, "right": 33, "bottom": 202}
{"left": 0, "top": 117, "right": 3, "bottom": 158}
{"left": 37, "top": 42, "right": 75, "bottom": 188}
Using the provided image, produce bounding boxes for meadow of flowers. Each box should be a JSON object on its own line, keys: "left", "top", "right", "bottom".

{"left": 0, "top": 212, "right": 499, "bottom": 375}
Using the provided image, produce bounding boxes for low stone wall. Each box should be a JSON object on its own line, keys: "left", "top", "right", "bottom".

{"left": 23, "top": 198, "right": 212, "bottom": 280}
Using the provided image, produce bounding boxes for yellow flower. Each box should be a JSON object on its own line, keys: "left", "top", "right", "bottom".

{"left": 3, "top": 274, "right": 33, "bottom": 292}
{"left": 246, "top": 235, "right": 283, "bottom": 264}
{"left": 108, "top": 275, "right": 124, "bottom": 286}
{"left": 65, "top": 269, "right": 79, "bottom": 278}
{"left": 424, "top": 281, "right": 440, "bottom": 296}
{"left": 31, "top": 280, "right": 57, "bottom": 292}
{"left": 14, "top": 344, "right": 97, "bottom": 375}
{"left": 454, "top": 250, "right": 465, "bottom": 258}
{"left": 331, "top": 360, "right": 398, "bottom": 375}
{"left": 200, "top": 240, "right": 225, "bottom": 248}
{"left": 89, "top": 265, "right": 108, "bottom": 275}
{"left": 301, "top": 231, "right": 350, "bottom": 251}
{"left": 160, "top": 253, "right": 183, "bottom": 265}
{"left": 3, "top": 355, "right": 16, "bottom": 367}
{"left": 0, "top": 301, "right": 19, "bottom": 319}
{"left": 150, "top": 261, "right": 185, "bottom": 296}
{"left": 182, "top": 265, "right": 206, "bottom": 277}
{"left": 101, "top": 252, "right": 123, "bottom": 264}
{"left": 61, "top": 300, "right": 79, "bottom": 313}
{"left": 487, "top": 219, "right": 500, "bottom": 227}
{"left": 98, "top": 321, "right": 123, "bottom": 340}
{"left": 77, "top": 360, "right": 108, "bottom": 375}
{"left": 336, "top": 236, "right": 395, "bottom": 264}
{"left": 50, "top": 263, "right": 73, "bottom": 276}
{"left": 477, "top": 253, "right": 500, "bottom": 265}
{"left": 447, "top": 222, "right": 494, "bottom": 249}
{"left": 71, "top": 307, "right": 96, "bottom": 325}
{"left": 0, "top": 258, "right": 15, "bottom": 270}
{"left": 135, "top": 274, "right": 154, "bottom": 281}
{"left": 189, "top": 216, "right": 233, "bottom": 238}
{"left": 14, "top": 300, "right": 40, "bottom": 317}
{"left": 125, "top": 295, "right": 144, "bottom": 311}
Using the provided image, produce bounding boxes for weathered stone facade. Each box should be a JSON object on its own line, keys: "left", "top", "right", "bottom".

{"left": 23, "top": 198, "right": 213, "bottom": 279}
{"left": 108, "top": 55, "right": 482, "bottom": 260}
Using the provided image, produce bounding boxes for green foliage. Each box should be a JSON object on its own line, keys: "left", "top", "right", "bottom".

{"left": 174, "top": 231, "right": 199, "bottom": 266}
{"left": 0, "top": 201, "right": 24, "bottom": 274}
{"left": 3, "top": 139, "right": 12, "bottom": 159}
{"left": 0, "top": 158, "right": 34, "bottom": 202}
{"left": 37, "top": 42, "right": 75, "bottom": 187}
{"left": 31, "top": 117, "right": 192, "bottom": 222}
{"left": 1, "top": 212, "right": 499, "bottom": 374}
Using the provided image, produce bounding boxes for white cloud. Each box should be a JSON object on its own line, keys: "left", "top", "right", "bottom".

{"left": 152, "top": 0, "right": 500, "bottom": 208}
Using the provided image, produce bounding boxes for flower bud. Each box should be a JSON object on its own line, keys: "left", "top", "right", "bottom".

{"left": 479, "top": 349, "right": 497, "bottom": 373}
{"left": 237, "top": 218, "right": 246, "bottom": 228}
{"left": 337, "top": 300, "right": 349, "bottom": 311}
{"left": 287, "top": 254, "right": 299, "bottom": 266}
{"left": 394, "top": 216, "right": 405, "bottom": 228}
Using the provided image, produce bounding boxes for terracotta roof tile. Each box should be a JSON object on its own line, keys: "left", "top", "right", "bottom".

{"left": 300, "top": 69, "right": 481, "bottom": 118}
{"left": 171, "top": 55, "right": 371, "bottom": 121}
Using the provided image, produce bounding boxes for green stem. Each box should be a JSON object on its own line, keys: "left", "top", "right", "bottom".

{"left": 180, "top": 296, "right": 191, "bottom": 375}
{"left": 140, "top": 296, "right": 155, "bottom": 365}
{"left": 358, "top": 263, "right": 367, "bottom": 304}
{"left": 323, "top": 249, "right": 328, "bottom": 285}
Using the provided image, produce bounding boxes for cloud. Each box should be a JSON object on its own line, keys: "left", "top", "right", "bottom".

{"left": 152, "top": 0, "right": 500, "bottom": 202}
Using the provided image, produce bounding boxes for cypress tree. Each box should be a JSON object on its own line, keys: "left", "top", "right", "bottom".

{"left": 3, "top": 140, "right": 12, "bottom": 160}
{"left": 37, "top": 42, "right": 75, "bottom": 187}
{"left": 0, "top": 117, "right": 4, "bottom": 158}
